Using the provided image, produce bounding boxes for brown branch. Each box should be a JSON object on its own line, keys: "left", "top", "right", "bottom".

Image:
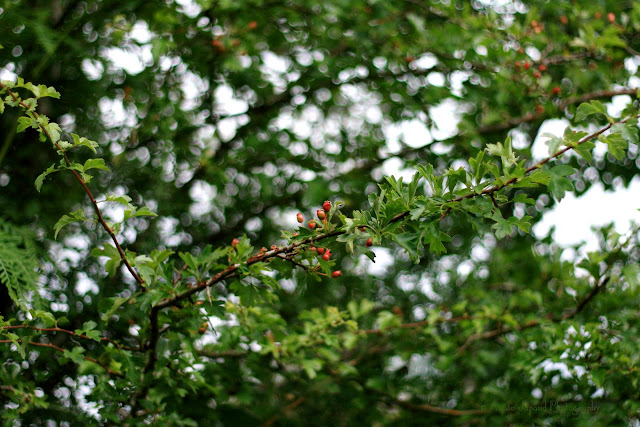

{"left": 476, "top": 87, "right": 637, "bottom": 134}
{"left": 144, "top": 112, "right": 637, "bottom": 362}
{"left": 440, "top": 112, "right": 640, "bottom": 220}
{"left": 1, "top": 325, "right": 140, "bottom": 352}
{"left": 359, "top": 314, "right": 472, "bottom": 335}
{"left": 262, "top": 396, "right": 305, "bottom": 426}
{"left": 458, "top": 276, "right": 611, "bottom": 353}
{"left": 197, "top": 349, "right": 249, "bottom": 358}
{"left": 395, "top": 398, "right": 490, "bottom": 416}
{"left": 0, "top": 82, "right": 144, "bottom": 287}
{"left": 0, "top": 339, "right": 123, "bottom": 377}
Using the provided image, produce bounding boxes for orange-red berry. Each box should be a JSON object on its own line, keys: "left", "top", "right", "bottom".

{"left": 317, "top": 209, "right": 326, "bottom": 220}
{"left": 248, "top": 21, "right": 258, "bottom": 29}
{"left": 323, "top": 200, "right": 331, "bottom": 212}
{"left": 366, "top": 238, "right": 373, "bottom": 247}
{"left": 296, "top": 213, "right": 304, "bottom": 223}
{"left": 524, "top": 61, "right": 531, "bottom": 70}
{"left": 317, "top": 247, "right": 325, "bottom": 254}
{"left": 332, "top": 270, "right": 342, "bottom": 278}
{"left": 308, "top": 220, "right": 316, "bottom": 229}
{"left": 231, "top": 238, "right": 240, "bottom": 248}
{"left": 538, "top": 64, "right": 547, "bottom": 72}
{"left": 552, "top": 86, "right": 561, "bottom": 95}
{"left": 322, "top": 251, "right": 331, "bottom": 261}
{"left": 607, "top": 12, "right": 615, "bottom": 23}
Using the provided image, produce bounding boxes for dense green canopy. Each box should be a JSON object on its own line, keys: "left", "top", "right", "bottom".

{"left": 2, "top": 0, "right": 640, "bottom": 424}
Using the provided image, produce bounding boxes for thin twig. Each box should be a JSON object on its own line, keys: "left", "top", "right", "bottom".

{"left": 0, "top": 82, "right": 144, "bottom": 286}
{"left": 0, "top": 339, "right": 123, "bottom": 377}
{"left": 1, "top": 325, "right": 140, "bottom": 351}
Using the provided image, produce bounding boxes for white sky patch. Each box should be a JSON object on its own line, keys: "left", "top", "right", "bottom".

{"left": 401, "top": 119, "right": 433, "bottom": 148}
{"left": 0, "top": 62, "right": 17, "bottom": 81}
{"left": 384, "top": 119, "right": 432, "bottom": 153}
{"left": 358, "top": 247, "right": 394, "bottom": 277}
{"left": 76, "top": 272, "right": 99, "bottom": 295}
{"left": 214, "top": 84, "right": 248, "bottom": 116}
{"left": 189, "top": 180, "right": 217, "bottom": 218}
{"left": 429, "top": 98, "right": 461, "bottom": 140}
{"left": 533, "top": 177, "right": 640, "bottom": 251}
{"left": 102, "top": 45, "right": 153, "bottom": 75}
{"left": 130, "top": 20, "right": 152, "bottom": 43}
{"left": 381, "top": 157, "right": 415, "bottom": 181}
{"left": 175, "top": 0, "right": 202, "bottom": 17}
{"left": 181, "top": 70, "right": 209, "bottom": 110}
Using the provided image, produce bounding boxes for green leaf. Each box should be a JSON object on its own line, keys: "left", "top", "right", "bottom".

{"left": 53, "top": 209, "right": 89, "bottom": 239}
{"left": 131, "top": 206, "right": 157, "bottom": 218}
{"left": 34, "top": 163, "right": 61, "bottom": 192}
{"left": 547, "top": 165, "right": 575, "bottom": 201}
{"left": 105, "top": 194, "right": 133, "bottom": 209}
{"left": 543, "top": 133, "right": 564, "bottom": 156}
{"left": 611, "top": 122, "right": 639, "bottom": 146}
{"left": 393, "top": 232, "right": 420, "bottom": 262}
{"left": 17, "top": 116, "right": 37, "bottom": 132}
{"left": 573, "top": 140, "right": 595, "bottom": 163}
{"left": 575, "top": 100, "right": 609, "bottom": 123}
{"left": 71, "top": 133, "right": 99, "bottom": 153}
{"left": 486, "top": 136, "right": 518, "bottom": 168}
{"left": 599, "top": 133, "right": 627, "bottom": 160}
{"left": 623, "top": 264, "right": 640, "bottom": 288}
{"left": 91, "top": 245, "right": 122, "bottom": 277}
{"left": 83, "top": 158, "right": 110, "bottom": 173}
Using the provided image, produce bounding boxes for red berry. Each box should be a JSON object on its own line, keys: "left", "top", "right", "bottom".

{"left": 595, "top": 11, "right": 601, "bottom": 19}
{"left": 317, "top": 209, "right": 326, "bottom": 220}
{"left": 323, "top": 200, "right": 331, "bottom": 212}
{"left": 536, "top": 104, "right": 545, "bottom": 114}
{"left": 331, "top": 270, "right": 342, "bottom": 278}
{"left": 309, "top": 246, "right": 316, "bottom": 252}
{"left": 552, "top": 86, "right": 561, "bottom": 95}
{"left": 322, "top": 251, "right": 331, "bottom": 261}
{"left": 366, "top": 238, "right": 373, "bottom": 247}
{"left": 292, "top": 232, "right": 299, "bottom": 236}
{"left": 296, "top": 213, "right": 304, "bottom": 223}
{"left": 514, "top": 60, "right": 521, "bottom": 69}
{"left": 248, "top": 21, "right": 258, "bottom": 29}
{"left": 270, "top": 244, "right": 277, "bottom": 250}
{"left": 231, "top": 238, "right": 240, "bottom": 248}
{"left": 607, "top": 12, "right": 615, "bottom": 23}
{"left": 538, "top": 64, "right": 547, "bottom": 72}
{"left": 308, "top": 220, "right": 316, "bottom": 229}
{"left": 360, "top": 227, "right": 367, "bottom": 232}
{"left": 316, "top": 247, "right": 325, "bottom": 254}
{"left": 560, "top": 15, "right": 568, "bottom": 25}
{"left": 524, "top": 61, "right": 531, "bottom": 70}
{"left": 531, "top": 20, "right": 538, "bottom": 28}
{"left": 533, "top": 71, "right": 541, "bottom": 79}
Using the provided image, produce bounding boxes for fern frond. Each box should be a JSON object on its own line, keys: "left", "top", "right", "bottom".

{"left": 0, "top": 218, "right": 43, "bottom": 311}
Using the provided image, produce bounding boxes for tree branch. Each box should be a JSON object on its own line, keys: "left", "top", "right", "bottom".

{"left": 0, "top": 339, "right": 123, "bottom": 377}
{"left": 0, "top": 82, "right": 145, "bottom": 287}
{"left": 1, "top": 324, "right": 140, "bottom": 352}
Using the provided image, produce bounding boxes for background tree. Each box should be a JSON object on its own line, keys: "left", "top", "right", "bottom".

{"left": 1, "top": 0, "right": 640, "bottom": 424}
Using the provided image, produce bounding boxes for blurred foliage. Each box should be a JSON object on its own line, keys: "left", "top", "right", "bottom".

{"left": 2, "top": 0, "right": 640, "bottom": 424}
